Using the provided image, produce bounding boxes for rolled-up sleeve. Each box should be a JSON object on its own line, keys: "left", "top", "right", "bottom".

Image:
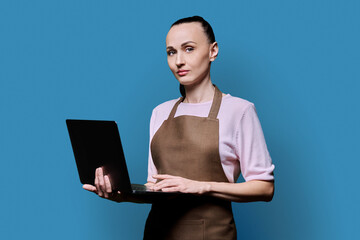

{"left": 237, "top": 104, "right": 275, "bottom": 182}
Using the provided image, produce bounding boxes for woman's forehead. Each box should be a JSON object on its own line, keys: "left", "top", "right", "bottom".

{"left": 166, "top": 22, "right": 208, "bottom": 47}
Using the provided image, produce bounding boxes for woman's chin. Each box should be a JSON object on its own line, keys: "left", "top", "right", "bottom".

{"left": 177, "top": 79, "right": 194, "bottom": 86}
{"left": 176, "top": 77, "right": 199, "bottom": 86}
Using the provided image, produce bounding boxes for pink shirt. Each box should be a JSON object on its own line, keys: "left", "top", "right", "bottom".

{"left": 147, "top": 94, "right": 275, "bottom": 183}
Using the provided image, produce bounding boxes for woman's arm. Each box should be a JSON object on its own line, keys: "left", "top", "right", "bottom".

{"left": 152, "top": 174, "right": 274, "bottom": 202}
{"left": 206, "top": 179, "right": 274, "bottom": 202}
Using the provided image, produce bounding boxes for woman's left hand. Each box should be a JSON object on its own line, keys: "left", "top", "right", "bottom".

{"left": 151, "top": 174, "right": 210, "bottom": 195}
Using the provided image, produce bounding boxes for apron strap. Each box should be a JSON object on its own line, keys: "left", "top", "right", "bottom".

{"left": 168, "top": 97, "right": 184, "bottom": 119}
{"left": 167, "top": 85, "right": 223, "bottom": 120}
{"left": 208, "top": 85, "right": 222, "bottom": 119}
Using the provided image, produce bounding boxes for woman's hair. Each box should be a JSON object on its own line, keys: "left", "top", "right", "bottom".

{"left": 171, "top": 16, "right": 215, "bottom": 43}
{"left": 170, "top": 16, "right": 216, "bottom": 97}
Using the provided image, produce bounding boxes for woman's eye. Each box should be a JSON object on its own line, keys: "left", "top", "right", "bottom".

{"left": 185, "top": 47, "right": 194, "bottom": 52}
{"left": 167, "top": 50, "right": 176, "bottom": 56}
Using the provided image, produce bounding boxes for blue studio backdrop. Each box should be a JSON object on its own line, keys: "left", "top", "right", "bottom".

{"left": 1, "top": 0, "right": 359, "bottom": 239}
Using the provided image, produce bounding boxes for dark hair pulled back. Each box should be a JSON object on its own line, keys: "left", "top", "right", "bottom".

{"left": 170, "top": 16, "right": 216, "bottom": 97}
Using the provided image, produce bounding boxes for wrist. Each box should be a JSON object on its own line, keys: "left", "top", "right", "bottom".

{"left": 202, "top": 182, "right": 212, "bottom": 194}
{"left": 207, "top": 181, "right": 220, "bottom": 194}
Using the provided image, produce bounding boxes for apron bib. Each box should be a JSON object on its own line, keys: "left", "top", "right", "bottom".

{"left": 144, "top": 86, "right": 237, "bottom": 240}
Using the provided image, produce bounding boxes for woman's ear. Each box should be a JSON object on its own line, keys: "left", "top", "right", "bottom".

{"left": 209, "top": 42, "right": 219, "bottom": 62}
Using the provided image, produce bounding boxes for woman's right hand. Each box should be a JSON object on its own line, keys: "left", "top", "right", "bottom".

{"left": 83, "top": 167, "right": 125, "bottom": 202}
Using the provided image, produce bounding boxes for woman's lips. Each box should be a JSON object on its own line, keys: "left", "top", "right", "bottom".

{"left": 177, "top": 70, "right": 189, "bottom": 76}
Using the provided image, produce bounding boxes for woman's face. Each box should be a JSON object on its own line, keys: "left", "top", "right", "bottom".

{"left": 166, "top": 22, "right": 218, "bottom": 87}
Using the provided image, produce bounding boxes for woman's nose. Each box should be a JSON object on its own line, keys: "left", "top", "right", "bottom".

{"left": 175, "top": 52, "right": 185, "bottom": 67}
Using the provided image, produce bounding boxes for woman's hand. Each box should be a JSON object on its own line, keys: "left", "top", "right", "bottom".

{"left": 151, "top": 174, "right": 211, "bottom": 195}
{"left": 83, "top": 167, "right": 125, "bottom": 202}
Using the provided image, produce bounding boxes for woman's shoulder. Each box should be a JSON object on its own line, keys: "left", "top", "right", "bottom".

{"left": 152, "top": 98, "right": 180, "bottom": 114}
{"left": 222, "top": 94, "right": 255, "bottom": 112}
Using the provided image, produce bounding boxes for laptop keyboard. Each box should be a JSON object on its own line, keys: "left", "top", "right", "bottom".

{"left": 131, "top": 184, "right": 147, "bottom": 191}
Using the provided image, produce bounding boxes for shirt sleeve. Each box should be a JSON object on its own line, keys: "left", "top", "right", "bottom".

{"left": 147, "top": 108, "right": 158, "bottom": 183}
{"left": 237, "top": 104, "right": 275, "bottom": 182}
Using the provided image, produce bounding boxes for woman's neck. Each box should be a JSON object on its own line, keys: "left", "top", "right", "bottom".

{"left": 183, "top": 79, "right": 215, "bottom": 103}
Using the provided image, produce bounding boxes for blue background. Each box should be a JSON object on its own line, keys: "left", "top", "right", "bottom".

{"left": 1, "top": 0, "right": 359, "bottom": 239}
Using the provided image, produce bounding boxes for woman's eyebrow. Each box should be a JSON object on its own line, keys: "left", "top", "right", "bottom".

{"left": 166, "top": 41, "right": 197, "bottom": 50}
{"left": 181, "top": 41, "right": 196, "bottom": 46}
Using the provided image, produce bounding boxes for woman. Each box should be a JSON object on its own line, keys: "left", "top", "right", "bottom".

{"left": 84, "top": 16, "right": 275, "bottom": 240}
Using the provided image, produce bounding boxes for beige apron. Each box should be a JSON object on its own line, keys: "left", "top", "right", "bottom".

{"left": 144, "top": 86, "right": 237, "bottom": 240}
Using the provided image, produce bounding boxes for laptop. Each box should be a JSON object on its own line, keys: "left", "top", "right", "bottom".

{"left": 66, "top": 119, "right": 176, "bottom": 196}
